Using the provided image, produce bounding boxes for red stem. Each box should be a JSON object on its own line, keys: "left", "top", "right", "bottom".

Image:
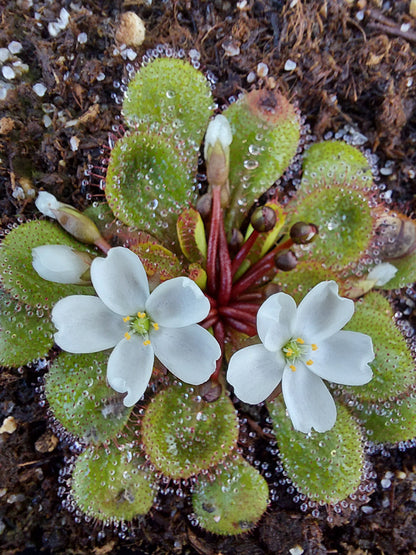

{"left": 211, "top": 320, "right": 225, "bottom": 381}
{"left": 218, "top": 306, "right": 257, "bottom": 325}
{"left": 237, "top": 292, "right": 264, "bottom": 302}
{"left": 206, "top": 186, "right": 222, "bottom": 295}
{"left": 223, "top": 316, "right": 257, "bottom": 337}
{"left": 228, "top": 301, "right": 260, "bottom": 314}
{"left": 201, "top": 314, "right": 219, "bottom": 329}
{"left": 217, "top": 215, "right": 233, "bottom": 306}
{"left": 231, "top": 230, "right": 260, "bottom": 276}
{"left": 231, "top": 238, "right": 293, "bottom": 299}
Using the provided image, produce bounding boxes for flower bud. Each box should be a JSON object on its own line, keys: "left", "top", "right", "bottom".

{"left": 196, "top": 193, "right": 213, "bottom": 220}
{"left": 35, "top": 191, "right": 104, "bottom": 246}
{"left": 250, "top": 206, "right": 277, "bottom": 232}
{"left": 204, "top": 115, "right": 232, "bottom": 190}
{"left": 32, "top": 245, "right": 93, "bottom": 284}
{"left": 274, "top": 249, "right": 297, "bottom": 271}
{"left": 228, "top": 228, "right": 244, "bottom": 254}
{"left": 290, "top": 221, "right": 318, "bottom": 244}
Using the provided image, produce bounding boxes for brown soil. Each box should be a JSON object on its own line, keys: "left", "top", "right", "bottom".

{"left": 1, "top": 0, "right": 416, "bottom": 553}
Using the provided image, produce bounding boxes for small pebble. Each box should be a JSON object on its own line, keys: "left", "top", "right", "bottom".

{"left": 96, "top": 72, "right": 105, "bottom": 81}
{"left": 33, "top": 82, "right": 47, "bottom": 97}
{"left": 115, "top": 11, "right": 146, "bottom": 47}
{"left": 35, "top": 430, "right": 59, "bottom": 453}
{"left": 247, "top": 71, "right": 256, "bottom": 83}
{"left": 77, "top": 32, "right": 88, "bottom": 44}
{"left": 284, "top": 59, "right": 297, "bottom": 71}
{"left": 2, "top": 66, "right": 15, "bottom": 80}
{"left": 222, "top": 39, "right": 240, "bottom": 57}
{"left": 43, "top": 114, "right": 52, "bottom": 128}
{"left": 125, "top": 48, "right": 137, "bottom": 61}
{"left": 8, "top": 41, "right": 23, "bottom": 54}
{"left": 361, "top": 505, "right": 374, "bottom": 514}
{"left": 381, "top": 478, "right": 391, "bottom": 489}
{"left": 289, "top": 546, "right": 304, "bottom": 555}
{"left": 70, "top": 136, "right": 80, "bottom": 151}
{"left": 356, "top": 10, "right": 365, "bottom": 21}
{"left": 7, "top": 494, "right": 25, "bottom": 504}
{"left": 257, "top": 62, "right": 269, "bottom": 78}
{"left": 0, "top": 48, "right": 10, "bottom": 62}
{"left": 0, "top": 416, "right": 17, "bottom": 434}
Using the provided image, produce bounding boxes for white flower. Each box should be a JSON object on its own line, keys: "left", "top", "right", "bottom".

{"left": 203, "top": 114, "right": 233, "bottom": 161}
{"left": 227, "top": 281, "right": 374, "bottom": 433}
{"left": 52, "top": 247, "right": 221, "bottom": 406}
{"left": 367, "top": 262, "right": 398, "bottom": 286}
{"left": 32, "top": 245, "right": 92, "bottom": 284}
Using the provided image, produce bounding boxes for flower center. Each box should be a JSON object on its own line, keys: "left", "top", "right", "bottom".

{"left": 282, "top": 337, "right": 318, "bottom": 371}
{"left": 123, "top": 312, "right": 159, "bottom": 345}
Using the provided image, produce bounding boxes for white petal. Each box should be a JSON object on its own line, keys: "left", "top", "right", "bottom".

{"left": 91, "top": 247, "right": 149, "bottom": 315}
{"left": 309, "top": 330, "right": 374, "bottom": 385}
{"left": 150, "top": 324, "right": 221, "bottom": 384}
{"left": 227, "top": 344, "right": 284, "bottom": 404}
{"left": 295, "top": 281, "right": 354, "bottom": 343}
{"left": 145, "top": 277, "right": 210, "bottom": 327}
{"left": 35, "top": 191, "right": 62, "bottom": 218}
{"left": 32, "top": 245, "right": 90, "bottom": 284}
{"left": 107, "top": 336, "right": 154, "bottom": 407}
{"left": 282, "top": 363, "right": 337, "bottom": 433}
{"left": 367, "top": 262, "right": 398, "bottom": 286}
{"left": 52, "top": 295, "right": 127, "bottom": 353}
{"left": 257, "top": 292, "right": 297, "bottom": 351}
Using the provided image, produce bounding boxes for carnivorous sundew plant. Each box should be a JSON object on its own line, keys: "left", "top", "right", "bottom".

{"left": 2, "top": 52, "right": 416, "bottom": 535}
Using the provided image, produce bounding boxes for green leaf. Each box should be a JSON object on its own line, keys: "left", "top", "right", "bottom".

{"left": 142, "top": 381, "right": 239, "bottom": 479}
{"left": 358, "top": 395, "right": 416, "bottom": 445}
{"left": 272, "top": 260, "right": 341, "bottom": 303}
{"left": 343, "top": 292, "right": 415, "bottom": 402}
{"left": 45, "top": 351, "right": 132, "bottom": 443}
{"left": 0, "top": 220, "right": 95, "bottom": 308}
{"left": 268, "top": 397, "right": 364, "bottom": 504}
{"left": 71, "top": 440, "right": 157, "bottom": 523}
{"left": 176, "top": 208, "right": 207, "bottom": 264}
{"left": 123, "top": 58, "right": 213, "bottom": 150}
{"left": 288, "top": 183, "right": 374, "bottom": 270}
{"left": 223, "top": 89, "right": 300, "bottom": 232}
{"left": 0, "top": 291, "right": 54, "bottom": 367}
{"left": 192, "top": 455, "right": 269, "bottom": 535}
{"left": 131, "top": 241, "right": 184, "bottom": 281}
{"left": 300, "top": 141, "right": 373, "bottom": 193}
{"left": 105, "top": 130, "right": 197, "bottom": 244}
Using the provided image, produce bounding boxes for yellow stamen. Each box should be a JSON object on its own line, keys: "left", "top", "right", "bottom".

{"left": 296, "top": 338, "right": 304, "bottom": 344}
{"left": 143, "top": 339, "right": 151, "bottom": 346}
{"left": 137, "top": 312, "right": 146, "bottom": 319}
{"left": 285, "top": 348, "right": 294, "bottom": 357}
{"left": 312, "top": 344, "right": 318, "bottom": 351}
{"left": 290, "top": 364, "right": 296, "bottom": 372}
{"left": 124, "top": 332, "right": 131, "bottom": 340}
{"left": 306, "top": 359, "right": 314, "bottom": 366}
{"left": 152, "top": 322, "right": 159, "bottom": 330}
{"left": 123, "top": 316, "right": 131, "bottom": 322}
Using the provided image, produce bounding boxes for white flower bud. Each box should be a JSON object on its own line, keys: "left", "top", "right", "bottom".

{"left": 32, "top": 245, "right": 92, "bottom": 284}
{"left": 203, "top": 114, "right": 232, "bottom": 161}
{"left": 35, "top": 191, "right": 105, "bottom": 246}
{"left": 35, "top": 191, "right": 63, "bottom": 219}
